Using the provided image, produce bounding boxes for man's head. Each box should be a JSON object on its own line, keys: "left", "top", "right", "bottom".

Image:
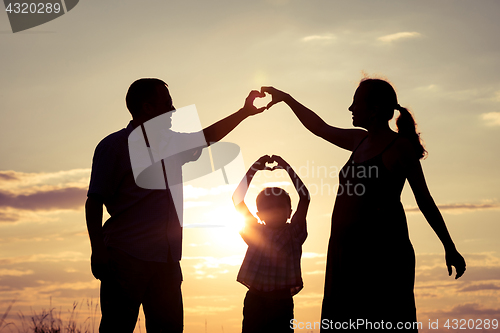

{"left": 256, "top": 187, "right": 292, "bottom": 228}
{"left": 126, "top": 78, "right": 174, "bottom": 121}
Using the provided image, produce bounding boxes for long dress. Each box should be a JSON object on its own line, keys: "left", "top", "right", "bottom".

{"left": 321, "top": 136, "right": 418, "bottom": 332}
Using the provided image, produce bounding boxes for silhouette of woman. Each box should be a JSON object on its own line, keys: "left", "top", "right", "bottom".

{"left": 263, "top": 79, "right": 466, "bottom": 332}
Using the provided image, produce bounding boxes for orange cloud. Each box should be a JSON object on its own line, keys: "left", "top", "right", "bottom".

{"left": 435, "top": 302, "right": 500, "bottom": 316}
{"left": 458, "top": 283, "right": 500, "bottom": 292}
{"left": 0, "top": 169, "right": 90, "bottom": 220}
{"left": 0, "top": 171, "right": 19, "bottom": 181}
{"left": 0, "top": 187, "right": 87, "bottom": 211}
{"left": 405, "top": 202, "right": 500, "bottom": 213}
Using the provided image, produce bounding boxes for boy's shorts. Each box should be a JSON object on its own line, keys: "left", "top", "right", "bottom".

{"left": 242, "top": 288, "right": 294, "bottom": 333}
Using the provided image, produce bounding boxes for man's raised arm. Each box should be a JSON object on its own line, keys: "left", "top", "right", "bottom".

{"left": 203, "top": 91, "right": 265, "bottom": 145}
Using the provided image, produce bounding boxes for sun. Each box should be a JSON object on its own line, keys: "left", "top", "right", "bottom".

{"left": 203, "top": 205, "right": 248, "bottom": 251}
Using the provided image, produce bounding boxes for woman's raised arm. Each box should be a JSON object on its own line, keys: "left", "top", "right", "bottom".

{"left": 261, "top": 86, "right": 366, "bottom": 151}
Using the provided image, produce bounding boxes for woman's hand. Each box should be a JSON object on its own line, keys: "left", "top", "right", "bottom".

{"left": 445, "top": 248, "right": 466, "bottom": 279}
{"left": 261, "top": 86, "right": 290, "bottom": 109}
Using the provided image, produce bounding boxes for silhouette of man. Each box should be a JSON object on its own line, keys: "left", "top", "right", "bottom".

{"left": 86, "top": 78, "right": 265, "bottom": 333}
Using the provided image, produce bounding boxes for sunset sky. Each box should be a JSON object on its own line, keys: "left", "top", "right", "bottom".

{"left": 1, "top": 0, "right": 499, "bottom": 332}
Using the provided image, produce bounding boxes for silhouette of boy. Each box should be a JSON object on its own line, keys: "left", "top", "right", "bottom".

{"left": 232, "top": 155, "right": 310, "bottom": 333}
{"left": 86, "top": 78, "right": 266, "bottom": 333}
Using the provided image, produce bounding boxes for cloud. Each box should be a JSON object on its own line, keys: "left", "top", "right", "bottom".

{"left": 0, "top": 168, "right": 237, "bottom": 217}
{"left": 494, "top": 91, "right": 500, "bottom": 102}
{"left": 0, "top": 187, "right": 87, "bottom": 211}
{"left": 458, "top": 283, "right": 500, "bottom": 292}
{"left": 378, "top": 32, "right": 421, "bottom": 43}
{"left": 417, "top": 264, "right": 500, "bottom": 283}
{"left": 302, "top": 252, "right": 326, "bottom": 259}
{"left": 482, "top": 112, "right": 500, "bottom": 126}
{"left": 294, "top": 292, "right": 323, "bottom": 299}
{"left": 414, "top": 252, "right": 500, "bottom": 284}
{"left": 37, "top": 287, "right": 98, "bottom": 299}
{"left": 0, "top": 208, "right": 61, "bottom": 223}
{"left": 184, "top": 305, "right": 235, "bottom": 315}
{"left": 0, "top": 269, "right": 34, "bottom": 277}
{"left": 0, "top": 210, "right": 20, "bottom": 222}
{"left": 0, "top": 169, "right": 90, "bottom": 191}
{"left": 0, "top": 171, "right": 19, "bottom": 181}
{"left": 34, "top": 281, "right": 98, "bottom": 292}
{"left": 183, "top": 255, "right": 244, "bottom": 269}
{"left": 183, "top": 295, "right": 230, "bottom": 301}
{"left": 435, "top": 303, "right": 500, "bottom": 317}
{"left": 302, "top": 34, "right": 335, "bottom": 42}
{"left": 0, "top": 258, "right": 96, "bottom": 300}
{"left": 415, "top": 292, "right": 438, "bottom": 299}
{"left": 457, "top": 267, "right": 500, "bottom": 283}
{"left": 293, "top": 293, "right": 323, "bottom": 309}
{"left": 405, "top": 202, "right": 500, "bottom": 213}
{"left": 182, "top": 255, "right": 244, "bottom": 280}
{"left": 0, "top": 168, "right": 245, "bottom": 217}
{"left": 304, "top": 270, "right": 325, "bottom": 275}
{"left": 0, "top": 252, "right": 86, "bottom": 265}
{"left": 0, "top": 169, "right": 89, "bottom": 217}
{"left": 415, "top": 84, "right": 439, "bottom": 92}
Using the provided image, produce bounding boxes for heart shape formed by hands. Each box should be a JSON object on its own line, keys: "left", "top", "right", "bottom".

{"left": 244, "top": 91, "right": 269, "bottom": 115}
{"left": 258, "top": 155, "right": 287, "bottom": 172}
{"left": 265, "top": 161, "right": 278, "bottom": 169}
{"left": 252, "top": 93, "right": 272, "bottom": 110}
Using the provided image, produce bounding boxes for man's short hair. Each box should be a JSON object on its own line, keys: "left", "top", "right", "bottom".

{"left": 256, "top": 187, "right": 292, "bottom": 212}
{"left": 126, "top": 78, "right": 169, "bottom": 118}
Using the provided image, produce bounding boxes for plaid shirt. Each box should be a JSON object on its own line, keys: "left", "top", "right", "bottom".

{"left": 237, "top": 218, "right": 307, "bottom": 295}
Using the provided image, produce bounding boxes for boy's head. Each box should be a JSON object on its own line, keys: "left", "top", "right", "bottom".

{"left": 256, "top": 187, "right": 292, "bottom": 228}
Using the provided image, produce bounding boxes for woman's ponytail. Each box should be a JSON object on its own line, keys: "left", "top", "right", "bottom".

{"left": 395, "top": 104, "right": 427, "bottom": 159}
{"left": 359, "top": 78, "right": 428, "bottom": 159}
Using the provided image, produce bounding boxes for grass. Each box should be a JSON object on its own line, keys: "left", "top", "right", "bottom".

{"left": 0, "top": 299, "right": 99, "bottom": 333}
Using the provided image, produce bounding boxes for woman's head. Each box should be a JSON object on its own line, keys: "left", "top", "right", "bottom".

{"left": 358, "top": 79, "right": 398, "bottom": 120}
{"left": 351, "top": 78, "right": 427, "bottom": 159}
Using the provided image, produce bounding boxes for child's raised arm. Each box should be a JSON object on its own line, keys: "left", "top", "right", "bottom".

{"left": 270, "top": 155, "right": 310, "bottom": 224}
{"left": 232, "top": 155, "right": 271, "bottom": 222}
